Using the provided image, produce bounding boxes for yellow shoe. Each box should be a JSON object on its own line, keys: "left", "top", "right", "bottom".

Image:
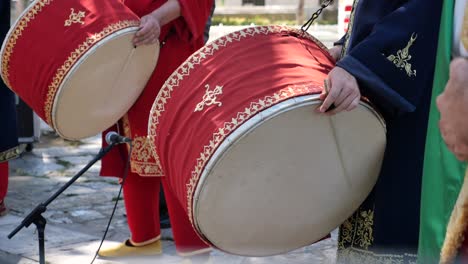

{"left": 98, "top": 239, "right": 162, "bottom": 258}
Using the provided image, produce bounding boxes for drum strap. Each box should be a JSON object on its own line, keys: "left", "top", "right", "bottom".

{"left": 110, "top": 48, "right": 136, "bottom": 93}
{"left": 301, "top": 0, "right": 334, "bottom": 32}
{"left": 327, "top": 117, "right": 352, "bottom": 187}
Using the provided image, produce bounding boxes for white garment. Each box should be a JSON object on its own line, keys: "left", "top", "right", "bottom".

{"left": 454, "top": 0, "right": 467, "bottom": 57}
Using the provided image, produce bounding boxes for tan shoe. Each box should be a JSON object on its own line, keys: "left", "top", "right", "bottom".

{"left": 98, "top": 239, "right": 162, "bottom": 258}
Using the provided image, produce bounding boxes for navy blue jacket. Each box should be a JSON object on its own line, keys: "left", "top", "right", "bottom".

{"left": 0, "top": 0, "right": 20, "bottom": 162}
{"left": 335, "top": 0, "right": 443, "bottom": 262}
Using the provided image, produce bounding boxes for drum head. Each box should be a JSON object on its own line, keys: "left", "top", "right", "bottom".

{"left": 193, "top": 96, "right": 386, "bottom": 256}
{"left": 53, "top": 29, "right": 159, "bottom": 140}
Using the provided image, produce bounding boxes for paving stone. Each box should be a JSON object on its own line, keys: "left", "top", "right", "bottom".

{"left": 9, "top": 156, "right": 65, "bottom": 177}
{"left": 70, "top": 209, "right": 105, "bottom": 221}
{"left": 0, "top": 216, "right": 96, "bottom": 255}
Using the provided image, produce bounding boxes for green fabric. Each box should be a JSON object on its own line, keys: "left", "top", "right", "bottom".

{"left": 418, "top": 0, "right": 466, "bottom": 263}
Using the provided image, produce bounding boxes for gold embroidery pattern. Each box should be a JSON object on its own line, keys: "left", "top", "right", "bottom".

{"left": 122, "top": 114, "right": 163, "bottom": 176}
{"left": 337, "top": 247, "right": 417, "bottom": 264}
{"left": 341, "top": 0, "right": 360, "bottom": 58}
{"left": 122, "top": 114, "right": 131, "bottom": 138}
{"left": 387, "top": 33, "right": 418, "bottom": 77}
{"left": 338, "top": 207, "right": 374, "bottom": 250}
{"left": 44, "top": 20, "right": 139, "bottom": 126}
{"left": 1, "top": 0, "right": 53, "bottom": 89}
{"left": 148, "top": 25, "right": 329, "bottom": 177}
{"left": 0, "top": 145, "right": 25, "bottom": 162}
{"left": 130, "top": 136, "right": 163, "bottom": 176}
{"left": 185, "top": 83, "right": 320, "bottom": 222}
{"left": 356, "top": 210, "right": 374, "bottom": 249}
{"left": 64, "top": 8, "right": 86, "bottom": 26}
{"left": 194, "top": 84, "right": 223, "bottom": 112}
{"left": 338, "top": 215, "right": 354, "bottom": 250}
{"left": 337, "top": 206, "right": 417, "bottom": 263}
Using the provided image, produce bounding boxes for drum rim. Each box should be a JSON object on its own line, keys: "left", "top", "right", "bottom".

{"left": 147, "top": 25, "right": 336, "bottom": 177}
{"left": 0, "top": 0, "right": 45, "bottom": 88}
{"left": 1, "top": 0, "right": 146, "bottom": 139}
{"left": 51, "top": 26, "right": 144, "bottom": 140}
{"left": 191, "top": 94, "right": 386, "bottom": 254}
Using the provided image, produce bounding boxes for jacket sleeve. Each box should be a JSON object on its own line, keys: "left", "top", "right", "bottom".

{"left": 173, "top": 0, "right": 214, "bottom": 44}
{"left": 337, "top": 0, "right": 443, "bottom": 116}
{"left": 333, "top": 35, "right": 346, "bottom": 46}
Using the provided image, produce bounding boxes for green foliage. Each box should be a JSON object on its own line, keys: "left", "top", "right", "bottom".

{"left": 212, "top": 15, "right": 297, "bottom": 26}
{"left": 211, "top": 14, "right": 335, "bottom": 26}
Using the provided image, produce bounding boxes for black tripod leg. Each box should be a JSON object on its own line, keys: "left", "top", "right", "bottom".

{"left": 33, "top": 215, "right": 47, "bottom": 264}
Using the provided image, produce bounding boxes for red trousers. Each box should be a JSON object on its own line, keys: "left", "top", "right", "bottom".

{"left": 123, "top": 170, "right": 209, "bottom": 255}
{"left": 0, "top": 162, "right": 8, "bottom": 201}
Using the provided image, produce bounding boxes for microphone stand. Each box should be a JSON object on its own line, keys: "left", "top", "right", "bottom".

{"left": 8, "top": 142, "right": 118, "bottom": 264}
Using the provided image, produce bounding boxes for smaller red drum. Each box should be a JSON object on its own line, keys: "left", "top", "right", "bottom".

{"left": 0, "top": 0, "right": 159, "bottom": 140}
{"left": 148, "top": 26, "right": 386, "bottom": 256}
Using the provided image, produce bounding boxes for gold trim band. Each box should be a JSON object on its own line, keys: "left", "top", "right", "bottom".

{"left": 148, "top": 25, "right": 329, "bottom": 178}
{"left": 185, "top": 83, "right": 318, "bottom": 222}
{"left": 0, "top": 145, "right": 25, "bottom": 162}
{"left": 1, "top": 0, "right": 53, "bottom": 89}
{"left": 44, "top": 20, "right": 140, "bottom": 126}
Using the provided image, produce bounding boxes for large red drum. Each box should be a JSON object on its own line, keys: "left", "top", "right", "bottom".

{"left": 1, "top": 0, "right": 159, "bottom": 140}
{"left": 148, "top": 26, "right": 386, "bottom": 256}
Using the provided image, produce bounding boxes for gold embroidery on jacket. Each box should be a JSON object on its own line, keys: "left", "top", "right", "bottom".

{"left": 122, "top": 114, "right": 131, "bottom": 138}
{"left": 341, "top": 0, "right": 360, "bottom": 58}
{"left": 64, "top": 8, "right": 86, "bottom": 26}
{"left": 338, "top": 207, "right": 374, "bottom": 250}
{"left": 194, "top": 84, "right": 223, "bottom": 112}
{"left": 387, "top": 33, "right": 418, "bottom": 77}
{"left": 122, "top": 114, "right": 163, "bottom": 176}
{"left": 130, "top": 135, "right": 163, "bottom": 176}
{"left": 0, "top": 145, "right": 25, "bottom": 162}
{"left": 337, "top": 206, "right": 417, "bottom": 263}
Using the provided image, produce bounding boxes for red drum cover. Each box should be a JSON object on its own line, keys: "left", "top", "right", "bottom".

{"left": 148, "top": 26, "right": 386, "bottom": 256}
{"left": 1, "top": 0, "right": 159, "bottom": 140}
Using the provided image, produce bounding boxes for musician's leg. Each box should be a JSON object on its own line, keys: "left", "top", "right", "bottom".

{"left": 161, "top": 179, "right": 210, "bottom": 256}
{"left": 0, "top": 162, "right": 8, "bottom": 216}
{"left": 99, "top": 171, "right": 162, "bottom": 257}
{"left": 124, "top": 171, "right": 161, "bottom": 244}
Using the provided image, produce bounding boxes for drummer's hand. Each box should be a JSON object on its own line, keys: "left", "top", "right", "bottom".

{"left": 133, "top": 14, "right": 161, "bottom": 46}
{"left": 317, "top": 66, "right": 360, "bottom": 115}
{"left": 328, "top": 45, "right": 342, "bottom": 62}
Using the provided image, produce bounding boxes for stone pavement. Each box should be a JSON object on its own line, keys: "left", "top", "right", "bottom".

{"left": 0, "top": 25, "right": 341, "bottom": 264}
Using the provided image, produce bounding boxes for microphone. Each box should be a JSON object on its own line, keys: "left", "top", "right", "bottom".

{"left": 105, "top": 131, "right": 132, "bottom": 145}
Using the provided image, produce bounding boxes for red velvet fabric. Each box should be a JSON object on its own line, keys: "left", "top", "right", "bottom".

{"left": 0, "top": 162, "right": 8, "bottom": 201}
{"left": 123, "top": 171, "right": 208, "bottom": 253}
{"left": 149, "top": 27, "right": 334, "bottom": 222}
{"left": 4, "top": 0, "right": 138, "bottom": 124}
{"left": 99, "top": 0, "right": 213, "bottom": 253}
{"left": 101, "top": 0, "right": 213, "bottom": 177}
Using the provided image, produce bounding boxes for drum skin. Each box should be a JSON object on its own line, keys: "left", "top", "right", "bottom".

{"left": 148, "top": 26, "right": 386, "bottom": 256}
{"left": 0, "top": 0, "right": 159, "bottom": 140}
